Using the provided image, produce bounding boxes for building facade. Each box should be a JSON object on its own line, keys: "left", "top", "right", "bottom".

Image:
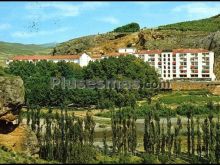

{"left": 6, "top": 48, "right": 216, "bottom": 81}
{"left": 135, "top": 49, "right": 216, "bottom": 81}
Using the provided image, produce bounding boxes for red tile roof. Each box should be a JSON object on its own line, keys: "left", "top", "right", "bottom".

{"left": 137, "top": 49, "right": 162, "bottom": 54}
{"left": 91, "top": 54, "right": 102, "bottom": 59}
{"left": 105, "top": 52, "right": 128, "bottom": 57}
{"left": 173, "top": 49, "right": 209, "bottom": 54}
{"left": 11, "top": 55, "right": 80, "bottom": 61}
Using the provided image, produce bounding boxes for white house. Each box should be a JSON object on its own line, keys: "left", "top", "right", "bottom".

{"left": 118, "top": 47, "right": 136, "bottom": 54}
{"left": 6, "top": 53, "right": 93, "bottom": 67}
{"left": 79, "top": 53, "right": 92, "bottom": 67}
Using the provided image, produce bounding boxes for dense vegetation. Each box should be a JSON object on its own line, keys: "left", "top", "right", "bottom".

{"left": 5, "top": 55, "right": 158, "bottom": 108}
{"left": 96, "top": 100, "right": 220, "bottom": 118}
{"left": 22, "top": 102, "right": 220, "bottom": 164}
{"left": 158, "top": 14, "right": 220, "bottom": 32}
{"left": 0, "top": 145, "right": 55, "bottom": 164}
{"left": 113, "top": 22, "right": 140, "bottom": 33}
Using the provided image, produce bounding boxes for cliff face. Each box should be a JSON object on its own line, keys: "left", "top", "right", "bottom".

{"left": 0, "top": 76, "right": 39, "bottom": 156}
{"left": 198, "top": 31, "right": 220, "bottom": 79}
{"left": 0, "top": 76, "right": 24, "bottom": 122}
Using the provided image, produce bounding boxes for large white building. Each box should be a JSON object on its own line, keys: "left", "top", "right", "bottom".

{"left": 6, "top": 53, "right": 93, "bottom": 67}
{"left": 135, "top": 49, "right": 216, "bottom": 81}
{"left": 6, "top": 48, "right": 216, "bottom": 81}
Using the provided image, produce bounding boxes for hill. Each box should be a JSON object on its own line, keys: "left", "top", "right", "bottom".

{"left": 0, "top": 41, "right": 53, "bottom": 66}
{"left": 52, "top": 14, "right": 220, "bottom": 79}
{"left": 158, "top": 14, "right": 220, "bottom": 32}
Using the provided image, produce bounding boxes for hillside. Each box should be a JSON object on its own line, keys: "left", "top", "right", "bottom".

{"left": 52, "top": 14, "right": 220, "bottom": 79}
{"left": 0, "top": 147, "right": 56, "bottom": 164}
{"left": 0, "top": 41, "right": 53, "bottom": 66}
{"left": 158, "top": 14, "right": 220, "bottom": 32}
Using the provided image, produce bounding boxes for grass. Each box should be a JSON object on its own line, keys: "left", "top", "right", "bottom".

{"left": 158, "top": 14, "right": 220, "bottom": 32}
{"left": 157, "top": 90, "right": 220, "bottom": 105}
{"left": 159, "top": 94, "right": 220, "bottom": 105}
{"left": 95, "top": 90, "right": 220, "bottom": 119}
{"left": 0, "top": 146, "right": 57, "bottom": 164}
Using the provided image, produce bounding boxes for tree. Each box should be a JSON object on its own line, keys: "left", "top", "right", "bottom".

{"left": 144, "top": 110, "right": 151, "bottom": 153}
{"left": 113, "top": 22, "right": 140, "bottom": 32}
{"left": 191, "top": 112, "right": 195, "bottom": 156}
{"left": 216, "top": 116, "right": 220, "bottom": 163}
{"left": 196, "top": 117, "right": 202, "bottom": 159}
{"left": 186, "top": 108, "right": 191, "bottom": 156}
{"left": 102, "top": 129, "right": 108, "bottom": 155}
{"left": 202, "top": 117, "right": 210, "bottom": 158}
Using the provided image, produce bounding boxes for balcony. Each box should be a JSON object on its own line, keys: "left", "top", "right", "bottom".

{"left": 172, "top": 62, "right": 176, "bottom": 65}
{"left": 202, "top": 69, "right": 209, "bottom": 73}
{"left": 191, "top": 66, "right": 198, "bottom": 69}
{"left": 192, "top": 70, "right": 198, "bottom": 73}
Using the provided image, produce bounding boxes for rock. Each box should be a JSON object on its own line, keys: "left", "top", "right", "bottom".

{"left": 199, "top": 31, "right": 220, "bottom": 56}
{"left": 0, "top": 123, "right": 39, "bottom": 156}
{"left": 0, "top": 76, "right": 39, "bottom": 156}
{"left": 0, "top": 76, "right": 25, "bottom": 122}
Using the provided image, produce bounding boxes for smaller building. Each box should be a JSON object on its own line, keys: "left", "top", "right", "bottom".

{"left": 6, "top": 53, "right": 92, "bottom": 67}
{"left": 118, "top": 47, "right": 136, "bottom": 54}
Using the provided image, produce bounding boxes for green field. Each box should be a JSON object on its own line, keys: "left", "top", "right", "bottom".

{"left": 158, "top": 90, "right": 220, "bottom": 105}
{"left": 96, "top": 90, "right": 220, "bottom": 118}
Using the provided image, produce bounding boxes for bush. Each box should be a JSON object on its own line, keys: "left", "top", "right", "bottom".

{"left": 0, "top": 66, "right": 6, "bottom": 76}
{"left": 142, "top": 153, "right": 159, "bottom": 164}
{"left": 158, "top": 154, "right": 169, "bottom": 164}
{"left": 113, "top": 23, "right": 140, "bottom": 33}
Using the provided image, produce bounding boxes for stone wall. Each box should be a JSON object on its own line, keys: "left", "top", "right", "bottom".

{"left": 170, "top": 81, "right": 220, "bottom": 95}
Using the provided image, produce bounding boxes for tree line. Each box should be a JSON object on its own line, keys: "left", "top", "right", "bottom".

{"left": 21, "top": 104, "right": 220, "bottom": 164}
{"left": 4, "top": 55, "right": 159, "bottom": 108}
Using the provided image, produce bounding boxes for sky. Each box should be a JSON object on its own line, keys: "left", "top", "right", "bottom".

{"left": 0, "top": 1, "right": 220, "bottom": 44}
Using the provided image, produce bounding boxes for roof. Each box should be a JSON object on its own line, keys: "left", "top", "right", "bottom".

{"left": 91, "top": 54, "right": 102, "bottom": 59}
{"left": 119, "top": 47, "right": 136, "bottom": 49}
{"left": 173, "top": 48, "right": 209, "bottom": 54}
{"left": 10, "top": 55, "right": 81, "bottom": 61}
{"left": 137, "top": 49, "right": 162, "bottom": 54}
{"left": 105, "top": 52, "right": 128, "bottom": 57}
{"left": 137, "top": 49, "right": 210, "bottom": 55}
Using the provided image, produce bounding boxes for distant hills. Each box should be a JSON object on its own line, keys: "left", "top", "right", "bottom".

{"left": 0, "top": 41, "right": 54, "bottom": 66}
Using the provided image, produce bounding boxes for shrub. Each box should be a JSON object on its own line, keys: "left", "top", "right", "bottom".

{"left": 158, "top": 154, "right": 169, "bottom": 164}
{"left": 113, "top": 23, "right": 140, "bottom": 33}
{"left": 142, "top": 153, "right": 158, "bottom": 164}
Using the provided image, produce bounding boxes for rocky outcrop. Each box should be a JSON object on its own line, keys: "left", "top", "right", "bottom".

{"left": 0, "top": 76, "right": 39, "bottom": 156}
{"left": 0, "top": 123, "right": 40, "bottom": 157}
{"left": 0, "top": 76, "right": 24, "bottom": 122}
{"left": 199, "top": 31, "right": 220, "bottom": 56}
